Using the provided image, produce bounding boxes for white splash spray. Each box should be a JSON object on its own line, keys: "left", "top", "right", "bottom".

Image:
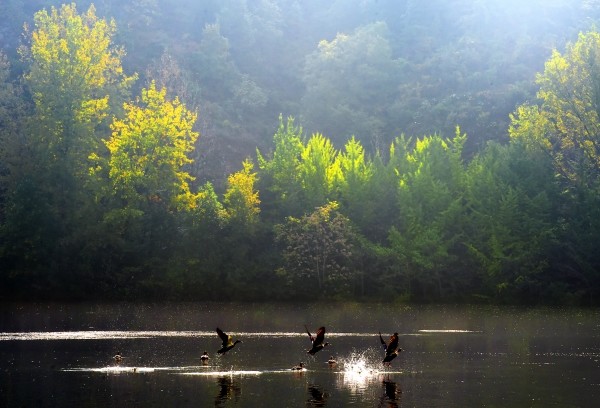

{"left": 336, "top": 349, "right": 384, "bottom": 392}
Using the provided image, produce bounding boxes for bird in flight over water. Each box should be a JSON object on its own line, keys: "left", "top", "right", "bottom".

{"left": 306, "top": 325, "right": 330, "bottom": 355}
{"left": 379, "top": 331, "right": 403, "bottom": 366}
{"left": 216, "top": 327, "right": 242, "bottom": 354}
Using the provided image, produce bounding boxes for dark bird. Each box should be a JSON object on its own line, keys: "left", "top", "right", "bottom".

{"left": 327, "top": 356, "right": 337, "bottom": 366}
{"left": 216, "top": 328, "right": 242, "bottom": 354}
{"left": 291, "top": 362, "right": 305, "bottom": 370}
{"left": 306, "top": 326, "right": 330, "bottom": 355}
{"left": 114, "top": 352, "right": 122, "bottom": 365}
{"left": 201, "top": 351, "right": 210, "bottom": 363}
{"left": 379, "top": 332, "right": 403, "bottom": 366}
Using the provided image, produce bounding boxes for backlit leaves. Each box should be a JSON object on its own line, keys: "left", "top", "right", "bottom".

{"left": 106, "top": 82, "right": 198, "bottom": 211}
{"left": 23, "top": 3, "right": 134, "bottom": 128}
{"left": 510, "top": 31, "right": 600, "bottom": 187}
{"left": 224, "top": 159, "right": 261, "bottom": 225}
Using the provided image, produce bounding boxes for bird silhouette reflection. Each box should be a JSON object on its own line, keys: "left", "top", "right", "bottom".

{"left": 215, "top": 376, "right": 241, "bottom": 407}
{"left": 379, "top": 378, "right": 402, "bottom": 408}
{"left": 307, "top": 384, "right": 328, "bottom": 407}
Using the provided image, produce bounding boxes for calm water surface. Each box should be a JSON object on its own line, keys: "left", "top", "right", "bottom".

{"left": 1, "top": 302, "right": 599, "bottom": 407}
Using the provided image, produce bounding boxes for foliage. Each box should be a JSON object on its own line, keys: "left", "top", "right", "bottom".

{"left": 22, "top": 3, "right": 134, "bottom": 144}
{"left": 463, "top": 141, "right": 558, "bottom": 301}
{"left": 103, "top": 81, "right": 199, "bottom": 214}
{"left": 387, "top": 130, "right": 469, "bottom": 300}
{"left": 299, "top": 133, "right": 338, "bottom": 209}
{"left": 257, "top": 115, "right": 304, "bottom": 218}
{"left": 509, "top": 30, "right": 600, "bottom": 303}
{"left": 223, "top": 158, "right": 261, "bottom": 227}
{"left": 331, "top": 137, "right": 375, "bottom": 232}
{"left": 0, "top": 4, "right": 134, "bottom": 294}
{"left": 274, "top": 202, "right": 357, "bottom": 298}
{"left": 2, "top": 3, "right": 600, "bottom": 304}
{"left": 509, "top": 31, "right": 600, "bottom": 189}
{"left": 302, "top": 21, "right": 403, "bottom": 146}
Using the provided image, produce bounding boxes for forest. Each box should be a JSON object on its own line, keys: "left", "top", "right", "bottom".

{"left": 1, "top": 0, "right": 600, "bottom": 304}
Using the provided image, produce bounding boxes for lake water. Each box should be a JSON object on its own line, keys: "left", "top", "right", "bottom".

{"left": 0, "top": 302, "right": 599, "bottom": 407}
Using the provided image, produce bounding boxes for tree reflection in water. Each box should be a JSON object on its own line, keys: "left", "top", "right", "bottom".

{"left": 215, "top": 376, "right": 241, "bottom": 407}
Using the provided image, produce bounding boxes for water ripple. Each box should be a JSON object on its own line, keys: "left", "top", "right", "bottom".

{"left": 0, "top": 331, "right": 368, "bottom": 341}
{"left": 0, "top": 329, "right": 479, "bottom": 341}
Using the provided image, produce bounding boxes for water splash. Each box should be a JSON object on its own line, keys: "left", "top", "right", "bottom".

{"left": 337, "top": 349, "right": 383, "bottom": 392}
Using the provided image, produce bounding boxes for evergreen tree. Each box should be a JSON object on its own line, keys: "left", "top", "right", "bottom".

{"left": 388, "top": 130, "right": 469, "bottom": 299}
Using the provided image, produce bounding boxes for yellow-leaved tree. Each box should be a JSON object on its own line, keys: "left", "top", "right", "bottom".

{"left": 223, "top": 159, "right": 260, "bottom": 227}
{"left": 509, "top": 31, "right": 600, "bottom": 301}
{"left": 1, "top": 3, "right": 135, "bottom": 277}
{"left": 104, "top": 81, "right": 199, "bottom": 218}
{"left": 509, "top": 31, "right": 600, "bottom": 188}
{"left": 22, "top": 3, "right": 135, "bottom": 172}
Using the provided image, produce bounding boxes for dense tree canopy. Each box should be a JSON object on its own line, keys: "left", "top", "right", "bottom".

{"left": 1, "top": 1, "right": 600, "bottom": 304}
{"left": 103, "top": 82, "right": 199, "bottom": 214}
{"left": 302, "top": 22, "right": 403, "bottom": 146}
{"left": 510, "top": 31, "right": 600, "bottom": 189}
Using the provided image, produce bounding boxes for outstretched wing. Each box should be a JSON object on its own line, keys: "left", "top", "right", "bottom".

{"left": 216, "top": 327, "right": 232, "bottom": 347}
{"left": 379, "top": 332, "right": 387, "bottom": 351}
{"left": 386, "top": 333, "right": 399, "bottom": 355}
{"left": 314, "top": 327, "right": 326, "bottom": 346}
{"left": 305, "top": 325, "right": 315, "bottom": 343}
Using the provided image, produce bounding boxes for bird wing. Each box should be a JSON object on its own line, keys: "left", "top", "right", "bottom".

{"left": 314, "top": 327, "right": 326, "bottom": 345}
{"left": 387, "top": 333, "right": 399, "bottom": 355}
{"left": 216, "top": 327, "right": 232, "bottom": 347}
{"left": 379, "top": 332, "right": 387, "bottom": 351}
{"left": 305, "top": 325, "right": 315, "bottom": 342}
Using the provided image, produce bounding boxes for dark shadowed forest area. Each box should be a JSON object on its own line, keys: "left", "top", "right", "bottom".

{"left": 2, "top": 0, "right": 600, "bottom": 304}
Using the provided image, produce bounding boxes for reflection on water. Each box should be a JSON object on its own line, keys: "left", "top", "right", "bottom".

{"left": 1, "top": 303, "right": 599, "bottom": 407}
{"left": 307, "top": 384, "right": 328, "bottom": 407}
{"left": 0, "top": 330, "right": 211, "bottom": 341}
{"left": 0, "top": 330, "right": 389, "bottom": 341}
{"left": 334, "top": 350, "right": 406, "bottom": 406}
{"left": 184, "top": 370, "right": 263, "bottom": 376}
{"left": 379, "top": 378, "right": 401, "bottom": 408}
{"left": 65, "top": 366, "right": 155, "bottom": 374}
{"left": 215, "top": 376, "right": 241, "bottom": 407}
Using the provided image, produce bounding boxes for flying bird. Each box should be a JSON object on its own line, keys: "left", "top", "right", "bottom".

{"left": 379, "top": 332, "right": 403, "bottom": 366}
{"left": 306, "top": 325, "right": 330, "bottom": 355}
{"left": 216, "top": 327, "right": 242, "bottom": 354}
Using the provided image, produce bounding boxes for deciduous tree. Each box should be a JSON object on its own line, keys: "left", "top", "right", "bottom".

{"left": 223, "top": 158, "right": 260, "bottom": 227}
{"left": 509, "top": 31, "right": 600, "bottom": 188}
{"left": 1, "top": 4, "right": 134, "bottom": 291}
{"left": 103, "top": 81, "right": 198, "bottom": 217}
{"left": 275, "top": 201, "right": 356, "bottom": 297}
